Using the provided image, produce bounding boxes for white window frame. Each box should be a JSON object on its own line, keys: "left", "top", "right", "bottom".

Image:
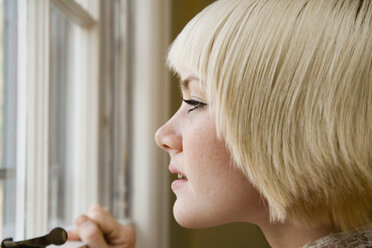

{"left": 130, "top": 0, "right": 171, "bottom": 247}
{"left": 15, "top": 0, "right": 100, "bottom": 239}
{"left": 12, "top": 0, "right": 171, "bottom": 247}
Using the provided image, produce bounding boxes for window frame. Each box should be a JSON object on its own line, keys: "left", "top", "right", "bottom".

{"left": 129, "top": 0, "right": 171, "bottom": 247}
{"left": 16, "top": 0, "right": 50, "bottom": 238}
{"left": 15, "top": 0, "right": 100, "bottom": 239}
{"left": 8, "top": 0, "right": 171, "bottom": 246}
{"left": 2, "top": 0, "right": 18, "bottom": 239}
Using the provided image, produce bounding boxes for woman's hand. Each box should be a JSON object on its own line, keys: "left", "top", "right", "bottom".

{"left": 68, "top": 205, "right": 135, "bottom": 248}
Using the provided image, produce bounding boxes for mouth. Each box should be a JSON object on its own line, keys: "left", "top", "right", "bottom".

{"left": 169, "top": 165, "right": 188, "bottom": 190}
{"left": 172, "top": 174, "right": 188, "bottom": 190}
{"left": 177, "top": 173, "right": 187, "bottom": 180}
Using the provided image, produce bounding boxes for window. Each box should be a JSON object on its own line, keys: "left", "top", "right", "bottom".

{"left": 0, "top": 0, "right": 115, "bottom": 240}
{"left": 0, "top": 0, "right": 18, "bottom": 239}
{"left": 0, "top": 0, "right": 171, "bottom": 247}
{"left": 48, "top": 3, "right": 95, "bottom": 229}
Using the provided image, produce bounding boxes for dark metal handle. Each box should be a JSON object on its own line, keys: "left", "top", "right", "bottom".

{"left": 1, "top": 227, "right": 68, "bottom": 248}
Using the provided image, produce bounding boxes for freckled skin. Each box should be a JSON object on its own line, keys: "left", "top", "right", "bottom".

{"left": 155, "top": 75, "right": 266, "bottom": 228}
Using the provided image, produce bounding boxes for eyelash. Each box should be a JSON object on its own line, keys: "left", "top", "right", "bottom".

{"left": 183, "top": 99, "right": 207, "bottom": 113}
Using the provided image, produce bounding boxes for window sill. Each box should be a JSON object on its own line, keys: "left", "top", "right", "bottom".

{"left": 50, "top": 241, "right": 86, "bottom": 248}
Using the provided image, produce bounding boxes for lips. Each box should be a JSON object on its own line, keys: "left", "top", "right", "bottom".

{"left": 169, "top": 164, "right": 187, "bottom": 178}
{"left": 169, "top": 164, "right": 188, "bottom": 190}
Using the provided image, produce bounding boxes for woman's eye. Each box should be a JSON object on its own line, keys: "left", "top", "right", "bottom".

{"left": 183, "top": 99, "right": 207, "bottom": 113}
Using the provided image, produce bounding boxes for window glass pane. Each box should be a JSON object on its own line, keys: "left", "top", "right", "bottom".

{"left": 0, "top": 0, "right": 17, "bottom": 239}
{"left": 48, "top": 5, "right": 76, "bottom": 228}
{"left": 99, "top": 0, "right": 130, "bottom": 221}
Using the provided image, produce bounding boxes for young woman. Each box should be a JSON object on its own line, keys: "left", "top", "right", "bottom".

{"left": 69, "top": 0, "right": 372, "bottom": 247}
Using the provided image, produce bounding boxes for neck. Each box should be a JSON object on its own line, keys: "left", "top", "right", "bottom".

{"left": 258, "top": 220, "right": 337, "bottom": 248}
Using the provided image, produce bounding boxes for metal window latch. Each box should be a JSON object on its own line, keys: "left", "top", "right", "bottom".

{"left": 1, "top": 227, "right": 67, "bottom": 248}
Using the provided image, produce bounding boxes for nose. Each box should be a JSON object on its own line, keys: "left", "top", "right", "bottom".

{"left": 155, "top": 116, "right": 182, "bottom": 153}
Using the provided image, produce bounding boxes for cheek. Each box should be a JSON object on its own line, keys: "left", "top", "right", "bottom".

{"left": 174, "top": 112, "right": 265, "bottom": 227}
{"left": 182, "top": 114, "right": 237, "bottom": 191}
{"left": 186, "top": 124, "right": 232, "bottom": 180}
{"left": 180, "top": 127, "right": 255, "bottom": 222}
{"left": 183, "top": 120, "right": 228, "bottom": 185}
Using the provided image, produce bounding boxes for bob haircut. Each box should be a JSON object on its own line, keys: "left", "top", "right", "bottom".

{"left": 167, "top": 0, "right": 372, "bottom": 231}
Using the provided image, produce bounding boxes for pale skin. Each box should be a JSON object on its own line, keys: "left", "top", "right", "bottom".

{"left": 68, "top": 205, "right": 135, "bottom": 248}
{"left": 69, "top": 73, "right": 337, "bottom": 248}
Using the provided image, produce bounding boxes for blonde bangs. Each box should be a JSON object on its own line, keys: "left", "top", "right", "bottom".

{"left": 167, "top": 0, "right": 372, "bottom": 231}
{"left": 166, "top": 0, "right": 241, "bottom": 88}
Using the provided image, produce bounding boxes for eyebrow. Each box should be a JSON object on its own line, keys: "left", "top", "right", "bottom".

{"left": 179, "top": 75, "right": 199, "bottom": 90}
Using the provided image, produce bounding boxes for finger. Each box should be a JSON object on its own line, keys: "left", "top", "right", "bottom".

{"left": 86, "top": 205, "right": 120, "bottom": 238}
{"left": 120, "top": 225, "right": 136, "bottom": 248}
{"left": 75, "top": 215, "right": 108, "bottom": 248}
{"left": 87, "top": 205, "right": 135, "bottom": 246}
{"left": 67, "top": 229, "right": 81, "bottom": 241}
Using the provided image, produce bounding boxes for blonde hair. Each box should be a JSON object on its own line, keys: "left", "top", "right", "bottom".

{"left": 167, "top": 0, "right": 372, "bottom": 231}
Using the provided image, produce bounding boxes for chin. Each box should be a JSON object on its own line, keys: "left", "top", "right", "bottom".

{"left": 174, "top": 215, "right": 216, "bottom": 228}
{"left": 173, "top": 202, "right": 227, "bottom": 228}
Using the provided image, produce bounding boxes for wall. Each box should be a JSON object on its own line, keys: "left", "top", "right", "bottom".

{"left": 168, "top": 1, "right": 271, "bottom": 247}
